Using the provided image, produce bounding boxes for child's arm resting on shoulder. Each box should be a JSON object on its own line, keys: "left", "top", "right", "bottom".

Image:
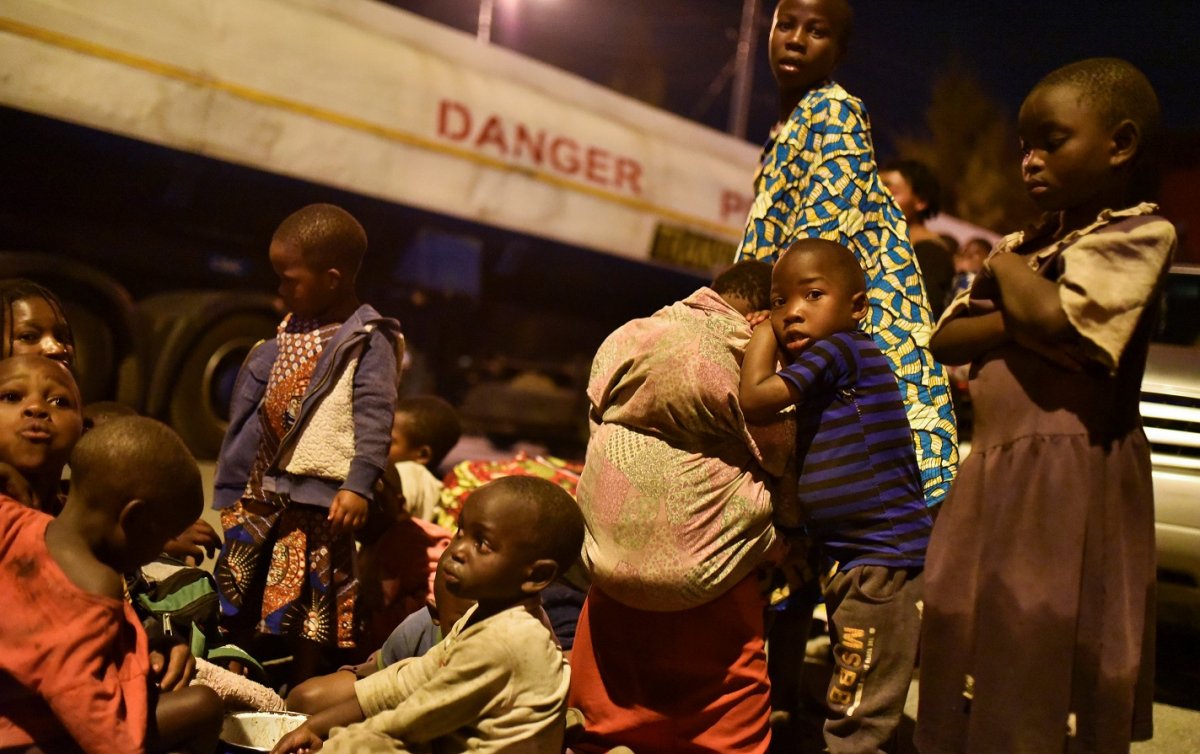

{"left": 740, "top": 323, "right": 800, "bottom": 423}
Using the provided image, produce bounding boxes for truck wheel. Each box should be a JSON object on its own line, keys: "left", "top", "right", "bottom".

{"left": 169, "top": 313, "right": 275, "bottom": 459}
{"left": 61, "top": 302, "right": 116, "bottom": 404}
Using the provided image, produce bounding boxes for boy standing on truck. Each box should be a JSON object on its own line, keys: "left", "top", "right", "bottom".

{"left": 213, "top": 203, "right": 402, "bottom": 685}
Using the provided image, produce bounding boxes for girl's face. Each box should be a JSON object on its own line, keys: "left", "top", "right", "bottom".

{"left": 8, "top": 297, "right": 74, "bottom": 366}
{"left": 1018, "top": 83, "right": 1120, "bottom": 219}
{"left": 0, "top": 355, "right": 83, "bottom": 481}
{"left": 769, "top": 0, "right": 846, "bottom": 99}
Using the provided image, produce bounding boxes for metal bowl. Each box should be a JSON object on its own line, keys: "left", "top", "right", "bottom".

{"left": 219, "top": 711, "right": 309, "bottom": 754}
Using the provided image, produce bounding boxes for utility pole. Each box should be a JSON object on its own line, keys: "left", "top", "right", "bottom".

{"left": 728, "top": 0, "right": 760, "bottom": 139}
{"left": 477, "top": 0, "right": 496, "bottom": 43}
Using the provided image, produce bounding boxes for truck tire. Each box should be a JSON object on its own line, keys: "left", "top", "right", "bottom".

{"left": 168, "top": 313, "right": 276, "bottom": 459}
{"left": 60, "top": 301, "right": 117, "bottom": 404}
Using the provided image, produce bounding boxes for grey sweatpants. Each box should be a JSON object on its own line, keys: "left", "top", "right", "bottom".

{"left": 821, "top": 565, "right": 923, "bottom": 754}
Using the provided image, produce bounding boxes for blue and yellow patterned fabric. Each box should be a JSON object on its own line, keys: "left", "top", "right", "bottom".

{"left": 737, "top": 81, "right": 958, "bottom": 507}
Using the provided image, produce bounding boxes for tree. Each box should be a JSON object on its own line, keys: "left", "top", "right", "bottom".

{"left": 895, "top": 65, "right": 1037, "bottom": 234}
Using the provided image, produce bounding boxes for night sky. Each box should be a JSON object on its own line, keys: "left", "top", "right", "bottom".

{"left": 392, "top": 0, "right": 1200, "bottom": 157}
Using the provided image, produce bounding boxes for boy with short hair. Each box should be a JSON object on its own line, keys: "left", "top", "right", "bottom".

{"left": 213, "top": 203, "right": 402, "bottom": 682}
{"left": 388, "top": 394, "right": 462, "bottom": 521}
{"left": 286, "top": 548, "right": 476, "bottom": 716}
{"left": 354, "top": 396, "right": 462, "bottom": 656}
{"left": 740, "top": 238, "right": 932, "bottom": 754}
{"left": 272, "top": 475, "right": 584, "bottom": 754}
{"left": 0, "top": 412, "right": 224, "bottom": 754}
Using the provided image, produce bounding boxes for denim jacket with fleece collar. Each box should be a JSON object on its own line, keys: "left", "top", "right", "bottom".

{"left": 212, "top": 304, "right": 401, "bottom": 511}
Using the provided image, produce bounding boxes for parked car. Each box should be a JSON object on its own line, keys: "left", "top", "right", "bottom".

{"left": 1143, "top": 263, "right": 1200, "bottom": 629}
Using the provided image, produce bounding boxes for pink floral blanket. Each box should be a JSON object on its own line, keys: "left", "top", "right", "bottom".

{"left": 578, "top": 287, "right": 795, "bottom": 611}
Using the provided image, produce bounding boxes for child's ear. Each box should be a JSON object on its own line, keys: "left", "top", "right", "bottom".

{"left": 1109, "top": 119, "right": 1140, "bottom": 169}
{"left": 116, "top": 498, "right": 148, "bottom": 539}
{"left": 414, "top": 444, "right": 434, "bottom": 466}
{"left": 324, "top": 267, "right": 343, "bottom": 291}
{"left": 521, "top": 559, "right": 559, "bottom": 595}
{"left": 850, "top": 291, "right": 869, "bottom": 322}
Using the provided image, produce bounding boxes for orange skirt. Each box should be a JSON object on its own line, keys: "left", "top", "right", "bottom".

{"left": 568, "top": 574, "right": 771, "bottom": 754}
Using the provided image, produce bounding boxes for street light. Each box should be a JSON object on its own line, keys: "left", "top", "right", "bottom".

{"left": 477, "top": 0, "right": 555, "bottom": 44}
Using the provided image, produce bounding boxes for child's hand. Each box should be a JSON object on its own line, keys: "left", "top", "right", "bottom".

{"left": 271, "top": 723, "right": 324, "bottom": 754}
{"left": 150, "top": 642, "right": 196, "bottom": 692}
{"left": 328, "top": 490, "right": 369, "bottom": 533}
{"left": 745, "top": 309, "right": 771, "bottom": 328}
{"left": 161, "top": 519, "right": 222, "bottom": 565}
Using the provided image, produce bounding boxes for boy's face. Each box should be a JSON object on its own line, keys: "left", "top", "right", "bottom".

{"left": 430, "top": 547, "right": 476, "bottom": 630}
{"left": 269, "top": 239, "right": 339, "bottom": 320}
{"left": 769, "top": 0, "right": 845, "bottom": 98}
{"left": 1018, "top": 82, "right": 1117, "bottom": 214}
{"left": 8, "top": 296, "right": 74, "bottom": 367}
{"left": 442, "top": 485, "right": 542, "bottom": 607}
{"left": 0, "top": 355, "right": 83, "bottom": 479}
{"left": 769, "top": 248, "right": 867, "bottom": 356}
{"left": 388, "top": 412, "right": 426, "bottom": 466}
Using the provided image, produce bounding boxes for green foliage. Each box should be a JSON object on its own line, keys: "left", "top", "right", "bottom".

{"left": 895, "top": 63, "right": 1038, "bottom": 234}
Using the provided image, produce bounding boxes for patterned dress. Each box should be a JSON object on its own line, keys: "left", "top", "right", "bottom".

{"left": 215, "top": 314, "right": 359, "bottom": 648}
{"left": 737, "top": 81, "right": 958, "bottom": 507}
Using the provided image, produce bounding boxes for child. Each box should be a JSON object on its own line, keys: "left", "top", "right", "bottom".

{"left": 0, "top": 354, "right": 83, "bottom": 512}
{"left": 880, "top": 159, "right": 955, "bottom": 320}
{"left": 271, "top": 475, "right": 584, "bottom": 754}
{"left": 212, "top": 203, "right": 402, "bottom": 682}
{"left": 0, "top": 278, "right": 75, "bottom": 367}
{"left": 736, "top": 0, "right": 958, "bottom": 509}
{"left": 740, "top": 239, "right": 931, "bottom": 754}
{"left": 387, "top": 395, "right": 462, "bottom": 522}
{"left": 0, "top": 414, "right": 224, "bottom": 753}
{"left": 84, "top": 400, "right": 223, "bottom": 566}
{"left": 916, "top": 59, "right": 1174, "bottom": 753}
{"left": 286, "top": 548, "right": 476, "bottom": 715}
{"left": 947, "top": 237, "right": 989, "bottom": 310}
{"left": 570, "top": 259, "right": 794, "bottom": 754}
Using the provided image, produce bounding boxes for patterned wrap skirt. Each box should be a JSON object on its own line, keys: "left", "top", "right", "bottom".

{"left": 215, "top": 495, "right": 358, "bottom": 649}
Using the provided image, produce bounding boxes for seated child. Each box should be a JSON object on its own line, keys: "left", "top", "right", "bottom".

{"left": 1, "top": 278, "right": 74, "bottom": 368}
{"left": 354, "top": 396, "right": 462, "bottom": 650}
{"left": 84, "top": 400, "right": 222, "bottom": 566}
{"left": 388, "top": 395, "right": 462, "bottom": 522}
{"left": 287, "top": 547, "right": 476, "bottom": 715}
{"left": 739, "top": 239, "right": 932, "bottom": 754}
{"left": 0, "top": 411, "right": 224, "bottom": 753}
{"left": 0, "top": 354, "right": 82, "bottom": 513}
{"left": 271, "top": 475, "right": 585, "bottom": 754}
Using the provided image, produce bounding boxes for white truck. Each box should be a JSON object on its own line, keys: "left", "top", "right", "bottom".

{"left": 0, "top": 0, "right": 760, "bottom": 455}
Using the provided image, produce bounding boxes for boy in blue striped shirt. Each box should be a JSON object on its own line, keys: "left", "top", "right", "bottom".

{"left": 740, "top": 238, "right": 930, "bottom": 754}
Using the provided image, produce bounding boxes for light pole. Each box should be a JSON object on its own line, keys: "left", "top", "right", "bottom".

{"left": 477, "top": 0, "right": 497, "bottom": 43}
{"left": 729, "top": 0, "right": 760, "bottom": 139}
